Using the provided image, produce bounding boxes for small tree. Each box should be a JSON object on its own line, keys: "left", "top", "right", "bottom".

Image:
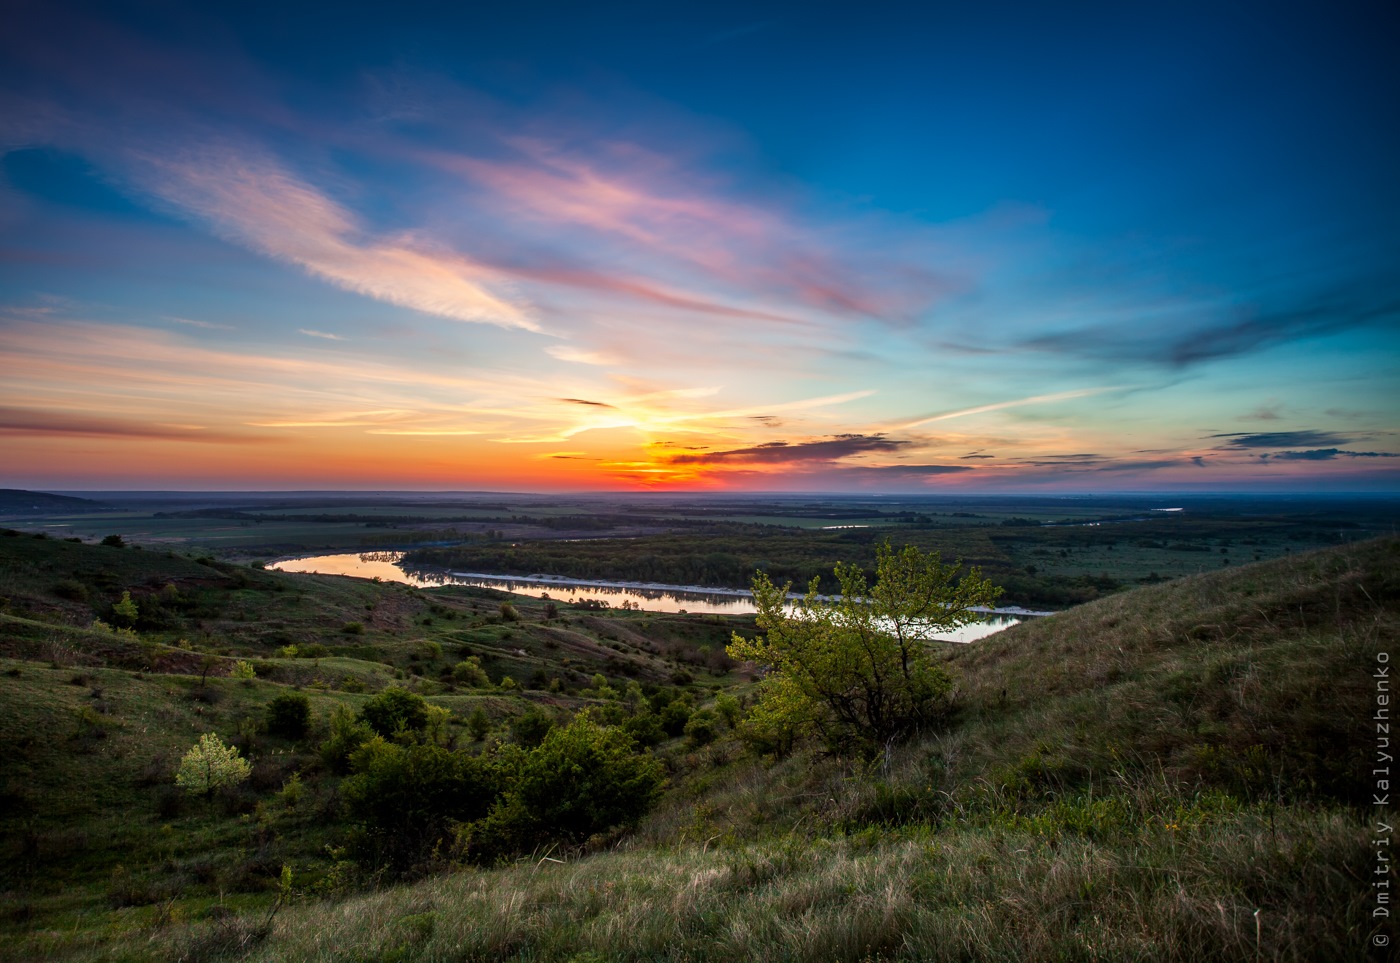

{"left": 728, "top": 542, "right": 1000, "bottom": 755}
{"left": 112, "top": 591, "right": 139, "bottom": 627}
{"left": 176, "top": 733, "right": 252, "bottom": 796}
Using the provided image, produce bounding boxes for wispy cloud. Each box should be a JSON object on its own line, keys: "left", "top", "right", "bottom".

{"left": 896, "top": 387, "right": 1124, "bottom": 430}
{"left": 1212, "top": 430, "right": 1353, "bottom": 449}
{"left": 1022, "top": 297, "right": 1397, "bottom": 368}
{"left": 165, "top": 315, "right": 234, "bottom": 331}
{"left": 0, "top": 405, "right": 266, "bottom": 443}
{"left": 545, "top": 344, "right": 621, "bottom": 366}
{"left": 1266, "top": 448, "right": 1399, "bottom": 461}
{"left": 667, "top": 433, "right": 908, "bottom": 465}
{"left": 298, "top": 328, "right": 344, "bottom": 341}
{"left": 133, "top": 144, "right": 538, "bottom": 331}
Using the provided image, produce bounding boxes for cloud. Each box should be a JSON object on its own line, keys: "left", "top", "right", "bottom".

{"left": 1022, "top": 297, "right": 1397, "bottom": 368}
{"left": 0, "top": 405, "right": 265, "bottom": 443}
{"left": 667, "top": 433, "right": 909, "bottom": 465}
{"left": 848, "top": 464, "right": 975, "bottom": 475}
{"left": 1242, "top": 403, "right": 1281, "bottom": 421}
{"left": 545, "top": 344, "right": 621, "bottom": 366}
{"left": 298, "top": 329, "right": 344, "bottom": 341}
{"left": 896, "top": 387, "right": 1124, "bottom": 430}
{"left": 165, "top": 315, "right": 234, "bottom": 331}
{"left": 1212, "top": 430, "right": 1353, "bottom": 449}
{"left": 559, "top": 398, "right": 616, "bottom": 409}
{"left": 133, "top": 145, "right": 537, "bottom": 331}
{"left": 430, "top": 138, "right": 952, "bottom": 325}
{"left": 1267, "top": 448, "right": 1400, "bottom": 461}
{"left": 960, "top": 453, "right": 995, "bottom": 459}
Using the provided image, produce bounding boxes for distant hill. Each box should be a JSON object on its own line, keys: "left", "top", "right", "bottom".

{"left": 0, "top": 489, "right": 110, "bottom": 515}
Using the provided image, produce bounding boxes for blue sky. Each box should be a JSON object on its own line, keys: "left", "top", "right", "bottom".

{"left": 1, "top": 0, "right": 1397, "bottom": 490}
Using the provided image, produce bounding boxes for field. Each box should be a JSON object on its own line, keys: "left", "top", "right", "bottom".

{"left": 0, "top": 500, "right": 1393, "bottom": 961}
{"left": 5, "top": 491, "right": 1396, "bottom": 610}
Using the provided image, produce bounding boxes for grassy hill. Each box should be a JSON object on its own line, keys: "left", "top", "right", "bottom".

{"left": 0, "top": 532, "right": 1392, "bottom": 961}
{"left": 0, "top": 490, "right": 109, "bottom": 516}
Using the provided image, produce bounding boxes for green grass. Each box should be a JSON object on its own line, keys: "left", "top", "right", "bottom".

{"left": 1, "top": 532, "right": 1393, "bottom": 961}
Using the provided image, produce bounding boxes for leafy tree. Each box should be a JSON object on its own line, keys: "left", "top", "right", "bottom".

{"left": 176, "top": 733, "right": 252, "bottom": 796}
{"left": 452, "top": 656, "right": 490, "bottom": 687}
{"left": 729, "top": 542, "right": 1000, "bottom": 754}
{"left": 266, "top": 692, "right": 312, "bottom": 739}
{"left": 112, "top": 591, "right": 138, "bottom": 627}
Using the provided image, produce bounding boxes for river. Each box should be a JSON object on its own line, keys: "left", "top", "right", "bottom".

{"left": 270, "top": 551, "right": 1043, "bottom": 643}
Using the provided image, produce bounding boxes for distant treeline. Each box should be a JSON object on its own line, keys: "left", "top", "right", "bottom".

{"left": 405, "top": 528, "right": 1016, "bottom": 597}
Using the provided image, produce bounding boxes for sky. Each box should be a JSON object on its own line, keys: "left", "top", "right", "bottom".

{"left": 1, "top": 0, "right": 1397, "bottom": 492}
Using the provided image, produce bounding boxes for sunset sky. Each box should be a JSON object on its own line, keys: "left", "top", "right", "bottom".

{"left": 2, "top": 0, "right": 1397, "bottom": 492}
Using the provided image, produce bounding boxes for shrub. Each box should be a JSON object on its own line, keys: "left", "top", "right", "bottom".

{"left": 176, "top": 734, "right": 252, "bottom": 796}
{"left": 467, "top": 707, "right": 491, "bottom": 741}
{"left": 341, "top": 622, "right": 365, "bottom": 635}
{"left": 359, "top": 687, "right": 429, "bottom": 739}
{"left": 266, "top": 692, "right": 311, "bottom": 739}
{"left": 52, "top": 580, "right": 88, "bottom": 602}
{"left": 230, "top": 660, "right": 256, "bottom": 680}
{"left": 658, "top": 700, "right": 692, "bottom": 738}
{"left": 341, "top": 739, "right": 499, "bottom": 873}
{"left": 101, "top": 534, "right": 125, "bottom": 547}
{"left": 683, "top": 708, "right": 719, "bottom": 747}
{"left": 621, "top": 711, "right": 665, "bottom": 748}
{"left": 320, "top": 705, "right": 374, "bottom": 774}
{"left": 714, "top": 693, "right": 742, "bottom": 727}
{"left": 499, "top": 602, "right": 519, "bottom": 622}
{"left": 475, "top": 715, "right": 664, "bottom": 854}
{"left": 510, "top": 706, "right": 556, "bottom": 748}
{"left": 452, "top": 656, "right": 490, "bottom": 687}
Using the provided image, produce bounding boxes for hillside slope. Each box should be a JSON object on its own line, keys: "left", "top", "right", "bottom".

{"left": 2, "top": 537, "right": 1392, "bottom": 962}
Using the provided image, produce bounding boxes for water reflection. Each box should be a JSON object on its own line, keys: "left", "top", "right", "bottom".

{"left": 270, "top": 551, "right": 1028, "bottom": 642}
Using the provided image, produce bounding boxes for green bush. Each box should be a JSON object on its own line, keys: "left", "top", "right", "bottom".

{"left": 101, "top": 534, "right": 124, "bottom": 547}
{"left": 657, "top": 700, "right": 692, "bottom": 737}
{"left": 683, "top": 708, "right": 719, "bottom": 747}
{"left": 320, "top": 705, "right": 375, "bottom": 774}
{"left": 510, "top": 706, "right": 556, "bottom": 748}
{"left": 359, "top": 687, "right": 430, "bottom": 739}
{"left": 467, "top": 707, "right": 491, "bottom": 741}
{"left": 266, "top": 692, "right": 312, "bottom": 739}
{"left": 341, "top": 739, "right": 500, "bottom": 873}
{"left": 471, "top": 715, "right": 664, "bottom": 857}
{"left": 452, "top": 656, "right": 490, "bottom": 687}
{"left": 621, "top": 711, "right": 665, "bottom": 748}
{"left": 51, "top": 579, "right": 88, "bottom": 602}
